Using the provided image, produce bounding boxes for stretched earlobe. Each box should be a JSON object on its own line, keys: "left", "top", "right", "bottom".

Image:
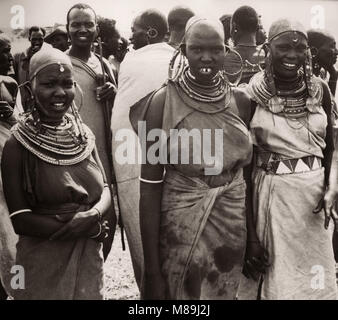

{"left": 180, "top": 44, "right": 186, "bottom": 56}
{"left": 310, "top": 46, "right": 318, "bottom": 58}
{"left": 262, "top": 43, "right": 270, "bottom": 56}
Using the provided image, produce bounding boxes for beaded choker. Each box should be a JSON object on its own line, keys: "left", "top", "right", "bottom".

{"left": 12, "top": 113, "right": 95, "bottom": 165}
{"left": 177, "top": 67, "right": 230, "bottom": 103}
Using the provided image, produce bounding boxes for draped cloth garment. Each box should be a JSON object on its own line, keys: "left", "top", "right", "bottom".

{"left": 0, "top": 122, "right": 18, "bottom": 296}
{"left": 67, "top": 53, "right": 116, "bottom": 187}
{"left": 133, "top": 80, "right": 252, "bottom": 299}
{"left": 11, "top": 149, "right": 105, "bottom": 300}
{"left": 112, "top": 43, "right": 175, "bottom": 287}
{"left": 238, "top": 72, "right": 338, "bottom": 300}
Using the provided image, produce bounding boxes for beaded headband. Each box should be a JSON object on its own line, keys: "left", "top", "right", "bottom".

{"left": 268, "top": 18, "right": 307, "bottom": 42}
{"left": 29, "top": 47, "right": 73, "bottom": 81}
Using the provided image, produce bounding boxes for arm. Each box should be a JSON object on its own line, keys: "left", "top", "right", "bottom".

{"left": 95, "top": 57, "right": 117, "bottom": 103}
{"left": 327, "top": 65, "right": 337, "bottom": 97}
{"left": 50, "top": 146, "right": 112, "bottom": 241}
{"left": 315, "top": 80, "right": 336, "bottom": 229}
{"left": 234, "top": 89, "right": 270, "bottom": 279}
{"left": 233, "top": 89, "right": 259, "bottom": 241}
{"left": 1, "top": 136, "right": 65, "bottom": 238}
{"left": 321, "top": 80, "right": 334, "bottom": 188}
{"left": 1, "top": 137, "right": 105, "bottom": 240}
{"left": 90, "top": 146, "right": 112, "bottom": 217}
{"left": 138, "top": 87, "right": 166, "bottom": 299}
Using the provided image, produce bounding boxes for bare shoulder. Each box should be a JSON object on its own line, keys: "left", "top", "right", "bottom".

{"left": 232, "top": 86, "right": 251, "bottom": 105}
{"left": 232, "top": 86, "right": 254, "bottom": 126}
{"left": 3, "top": 135, "right": 24, "bottom": 164}
{"left": 144, "top": 86, "right": 167, "bottom": 131}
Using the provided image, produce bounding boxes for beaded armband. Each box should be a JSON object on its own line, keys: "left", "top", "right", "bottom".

{"left": 139, "top": 177, "right": 164, "bottom": 184}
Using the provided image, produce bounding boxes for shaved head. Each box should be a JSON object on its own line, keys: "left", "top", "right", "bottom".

{"left": 307, "top": 29, "right": 334, "bottom": 49}
{"left": 184, "top": 17, "right": 225, "bottom": 44}
{"left": 168, "top": 6, "right": 195, "bottom": 32}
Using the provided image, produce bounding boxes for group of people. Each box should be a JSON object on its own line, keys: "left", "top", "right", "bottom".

{"left": 0, "top": 2, "right": 337, "bottom": 300}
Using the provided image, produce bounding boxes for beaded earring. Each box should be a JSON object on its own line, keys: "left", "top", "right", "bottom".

{"left": 31, "top": 106, "right": 41, "bottom": 132}
{"left": 304, "top": 48, "right": 315, "bottom": 97}
{"left": 222, "top": 45, "right": 244, "bottom": 86}
{"left": 303, "top": 47, "right": 320, "bottom": 111}
{"left": 264, "top": 49, "right": 276, "bottom": 96}
{"left": 71, "top": 83, "right": 87, "bottom": 145}
{"left": 264, "top": 48, "right": 284, "bottom": 113}
{"left": 168, "top": 47, "right": 188, "bottom": 82}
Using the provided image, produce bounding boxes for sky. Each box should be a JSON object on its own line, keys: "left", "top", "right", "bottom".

{"left": 1, "top": 0, "right": 338, "bottom": 41}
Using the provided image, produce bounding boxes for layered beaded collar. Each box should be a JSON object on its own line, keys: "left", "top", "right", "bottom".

{"left": 177, "top": 66, "right": 230, "bottom": 103}
{"left": 246, "top": 71, "right": 323, "bottom": 117}
{"left": 12, "top": 113, "right": 95, "bottom": 165}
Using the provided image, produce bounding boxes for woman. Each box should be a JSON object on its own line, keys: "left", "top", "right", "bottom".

{"left": 1, "top": 47, "right": 111, "bottom": 300}
{"left": 307, "top": 29, "right": 338, "bottom": 97}
{"left": 224, "top": 6, "right": 265, "bottom": 85}
{"left": 130, "top": 17, "right": 261, "bottom": 300}
{"left": 242, "top": 19, "right": 338, "bottom": 299}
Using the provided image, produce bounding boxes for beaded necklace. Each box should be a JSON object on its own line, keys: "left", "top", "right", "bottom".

{"left": 247, "top": 70, "right": 322, "bottom": 118}
{"left": 13, "top": 113, "right": 95, "bottom": 165}
{"left": 177, "top": 67, "right": 230, "bottom": 103}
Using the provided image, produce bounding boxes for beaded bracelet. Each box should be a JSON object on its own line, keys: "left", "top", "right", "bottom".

{"left": 90, "top": 222, "right": 102, "bottom": 239}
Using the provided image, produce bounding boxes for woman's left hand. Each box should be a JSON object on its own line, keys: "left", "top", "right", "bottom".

{"left": 49, "top": 209, "right": 98, "bottom": 240}
{"left": 243, "top": 241, "right": 270, "bottom": 281}
{"left": 315, "top": 187, "right": 338, "bottom": 230}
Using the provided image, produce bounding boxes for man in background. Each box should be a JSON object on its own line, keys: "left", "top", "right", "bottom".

{"left": 167, "top": 6, "right": 194, "bottom": 49}
{"left": 13, "top": 26, "right": 46, "bottom": 111}
{"left": 44, "top": 26, "right": 69, "bottom": 52}
{"left": 111, "top": 9, "right": 175, "bottom": 292}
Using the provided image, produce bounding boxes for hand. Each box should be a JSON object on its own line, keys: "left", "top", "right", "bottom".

{"left": 96, "top": 82, "right": 117, "bottom": 102}
{"left": 50, "top": 209, "right": 98, "bottom": 240}
{"left": 0, "top": 101, "right": 14, "bottom": 119}
{"left": 143, "top": 273, "right": 167, "bottom": 300}
{"left": 315, "top": 188, "right": 338, "bottom": 230}
{"left": 243, "top": 240, "right": 270, "bottom": 281}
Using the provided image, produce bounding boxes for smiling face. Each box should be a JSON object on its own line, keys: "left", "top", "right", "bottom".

{"left": 0, "top": 41, "right": 13, "bottom": 75}
{"left": 184, "top": 22, "right": 225, "bottom": 85}
{"left": 30, "top": 31, "right": 44, "bottom": 54}
{"left": 33, "top": 64, "right": 75, "bottom": 125}
{"left": 269, "top": 31, "right": 308, "bottom": 79}
{"left": 317, "top": 36, "right": 338, "bottom": 69}
{"left": 130, "top": 16, "right": 148, "bottom": 50}
{"left": 68, "top": 8, "right": 97, "bottom": 49}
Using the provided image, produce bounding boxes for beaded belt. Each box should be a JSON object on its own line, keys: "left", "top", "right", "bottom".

{"left": 256, "top": 153, "right": 322, "bottom": 175}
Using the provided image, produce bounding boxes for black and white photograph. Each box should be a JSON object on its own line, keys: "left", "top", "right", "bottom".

{"left": 0, "top": 0, "right": 337, "bottom": 306}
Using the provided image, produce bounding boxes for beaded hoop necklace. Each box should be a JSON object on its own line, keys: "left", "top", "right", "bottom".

{"left": 177, "top": 66, "right": 230, "bottom": 103}
{"left": 13, "top": 113, "right": 95, "bottom": 165}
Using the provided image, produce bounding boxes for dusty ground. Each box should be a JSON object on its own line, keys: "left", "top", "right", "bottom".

{"left": 103, "top": 226, "right": 140, "bottom": 300}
